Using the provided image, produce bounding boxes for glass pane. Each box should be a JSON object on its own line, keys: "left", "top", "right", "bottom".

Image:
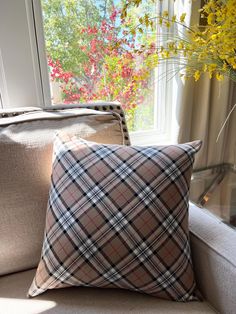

{"left": 190, "top": 165, "right": 236, "bottom": 229}
{"left": 41, "top": 0, "right": 157, "bottom": 132}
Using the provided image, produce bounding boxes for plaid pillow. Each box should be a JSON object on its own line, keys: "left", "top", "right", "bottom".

{"left": 28, "top": 134, "right": 201, "bottom": 301}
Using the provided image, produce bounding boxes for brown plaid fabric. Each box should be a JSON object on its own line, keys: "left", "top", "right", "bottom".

{"left": 28, "top": 134, "right": 201, "bottom": 300}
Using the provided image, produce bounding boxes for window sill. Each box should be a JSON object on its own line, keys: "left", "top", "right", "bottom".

{"left": 129, "top": 130, "right": 174, "bottom": 146}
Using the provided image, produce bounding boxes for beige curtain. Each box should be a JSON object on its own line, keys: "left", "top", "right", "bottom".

{"left": 178, "top": 77, "right": 236, "bottom": 220}
{"left": 173, "top": 0, "right": 236, "bottom": 169}
{"left": 171, "top": 0, "right": 236, "bottom": 220}
{"left": 177, "top": 77, "right": 236, "bottom": 169}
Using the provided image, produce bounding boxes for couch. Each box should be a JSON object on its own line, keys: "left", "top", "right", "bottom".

{"left": 0, "top": 103, "right": 235, "bottom": 314}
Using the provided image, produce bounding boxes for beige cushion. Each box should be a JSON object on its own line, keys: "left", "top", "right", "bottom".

{"left": 0, "top": 269, "right": 216, "bottom": 314}
{"left": 0, "top": 107, "right": 124, "bottom": 276}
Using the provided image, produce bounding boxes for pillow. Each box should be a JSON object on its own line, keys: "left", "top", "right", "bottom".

{"left": 28, "top": 134, "right": 201, "bottom": 301}
{"left": 0, "top": 105, "right": 125, "bottom": 276}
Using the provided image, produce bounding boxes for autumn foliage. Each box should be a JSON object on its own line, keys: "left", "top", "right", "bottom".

{"left": 48, "top": 8, "right": 155, "bottom": 127}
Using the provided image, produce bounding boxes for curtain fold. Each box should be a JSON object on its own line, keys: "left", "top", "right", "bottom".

{"left": 177, "top": 77, "right": 235, "bottom": 169}
{"left": 171, "top": 0, "right": 236, "bottom": 219}
{"left": 172, "top": 0, "right": 236, "bottom": 169}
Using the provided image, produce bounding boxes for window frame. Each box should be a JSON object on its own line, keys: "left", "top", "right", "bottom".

{"left": 0, "top": 49, "right": 7, "bottom": 109}
{"left": 33, "top": 0, "right": 175, "bottom": 145}
{"left": 0, "top": 0, "right": 44, "bottom": 109}
{"left": 32, "top": 0, "right": 51, "bottom": 107}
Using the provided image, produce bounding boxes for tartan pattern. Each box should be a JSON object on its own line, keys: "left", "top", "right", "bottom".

{"left": 28, "top": 134, "right": 201, "bottom": 300}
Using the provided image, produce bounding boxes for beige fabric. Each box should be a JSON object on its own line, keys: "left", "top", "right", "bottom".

{"left": 224, "top": 85, "right": 236, "bottom": 165}
{"left": 0, "top": 108, "right": 112, "bottom": 126}
{"left": 189, "top": 203, "right": 236, "bottom": 314}
{"left": 176, "top": 47, "right": 236, "bottom": 225}
{"left": 0, "top": 108, "right": 124, "bottom": 276}
{"left": 177, "top": 77, "right": 235, "bottom": 168}
{"left": 0, "top": 269, "right": 216, "bottom": 314}
{"left": 173, "top": 0, "right": 236, "bottom": 168}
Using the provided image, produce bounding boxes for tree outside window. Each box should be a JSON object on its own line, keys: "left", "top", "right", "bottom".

{"left": 41, "top": 0, "right": 158, "bottom": 131}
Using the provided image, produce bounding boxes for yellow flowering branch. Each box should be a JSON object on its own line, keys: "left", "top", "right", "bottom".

{"left": 121, "top": 0, "right": 236, "bottom": 82}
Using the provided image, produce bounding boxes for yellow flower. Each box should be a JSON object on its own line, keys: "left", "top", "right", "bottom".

{"left": 167, "top": 41, "right": 175, "bottom": 50}
{"left": 180, "top": 13, "right": 186, "bottom": 23}
{"left": 203, "top": 64, "right": 208, "bottom": 72}
{"left": 145, "top": 54, "right": 159, "bottom": 68}
{"left": 194, "top": 70, "right": 201, "bottom": 81}
{"left": 172, "top": 15, "right": 177, "bottom": 22}
{"left": 124, "top": 0, "right": 236, "bottom": 82}
{"left": 223, "top": 63, "right": 228, "bottom": 72}
{"left": 165, "top": 21, "right": 171, "bottom": 28}
{"left": 162, "top": 50, "right": 170, "bottom": 58}
{"left": 163, "top": 11, "right": 169, "bottom": 17}
{"left": 216, "top": 73, "right": 224, "bottom": 81}
{"left": 208, "top": 64, "right": 217, "bottom": 72}
{"left": 178, "top": 41, "right": 184, "bottom": 50}
{"left": 207, "top": 13, "right": 215, "bottom": 25}
{"left": 211, "top": 34, "right": 217, "bottom": 40}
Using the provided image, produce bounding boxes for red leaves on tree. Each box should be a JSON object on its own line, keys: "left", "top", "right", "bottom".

{"left": 48, "top": 9, "right": 154, "bottom": 112}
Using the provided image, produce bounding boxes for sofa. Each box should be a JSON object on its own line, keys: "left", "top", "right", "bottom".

{"left": 0, "top": 103, "right": 235, "bottom": 314}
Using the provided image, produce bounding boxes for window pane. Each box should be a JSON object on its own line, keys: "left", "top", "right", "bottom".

{"left": 40, "top": 0, "right": 157, "bottom": 131}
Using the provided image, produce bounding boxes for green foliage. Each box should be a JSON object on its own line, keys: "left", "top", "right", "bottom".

{"left": 42, "top": 0, "right": 115, "bottom": 76}
{"left": 43, "top": 0, "right": 158, "bottom": 131}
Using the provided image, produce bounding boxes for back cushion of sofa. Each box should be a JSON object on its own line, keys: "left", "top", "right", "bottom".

{"left": 0, "top": 106, "right": 125, "bottom": 276}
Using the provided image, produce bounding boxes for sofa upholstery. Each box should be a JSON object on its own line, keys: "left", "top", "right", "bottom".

{"left": 189, "top": 204, "right": 236, "bottom": 314}
{"left": 0, "top": 106, "right": 124, "bottom": 275}
{"left": 0, "top": 102, "right": 235, "bottom": 313}
{"left": 0, "top": 269, "right": 215, "bottom": 314}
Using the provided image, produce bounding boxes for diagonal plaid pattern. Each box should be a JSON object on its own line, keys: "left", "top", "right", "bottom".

{"left": 28, "top": 134, "right": 202, "bottom": 301}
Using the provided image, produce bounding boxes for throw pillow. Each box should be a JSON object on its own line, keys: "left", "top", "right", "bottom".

{"left": 28, "top": 134, "right": 201, "bottom": 301}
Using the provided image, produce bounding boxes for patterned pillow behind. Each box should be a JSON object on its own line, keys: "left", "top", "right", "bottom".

{"left": 28, "top": 134, "right": 201, "bottom": 301}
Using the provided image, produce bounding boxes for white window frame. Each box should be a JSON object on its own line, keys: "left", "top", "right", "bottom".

{"left": 129, "top": 0, "right": 174, "bottom": 145}
{"left": 0, "top": 0, "right": 46, "bottom": 108}
{"left": 32, "top": 0, "right": 51, "bottom": 106}
{"left": 0, "top": 50, "right": 7, "bottom": 109}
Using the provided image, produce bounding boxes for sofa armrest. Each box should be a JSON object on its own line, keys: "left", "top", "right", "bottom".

{"left": 189, "top": 202, "right": 236, "bottom": 314}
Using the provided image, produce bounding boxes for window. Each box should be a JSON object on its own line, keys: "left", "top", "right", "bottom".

{"left": 0, "top": 0, "right": 175, "bottom": 145}
{"left": 0, "top": 0, "right": 46, "bottom": 108}
{"left": 0, "top": 93, "right": 2, "bottom": 109}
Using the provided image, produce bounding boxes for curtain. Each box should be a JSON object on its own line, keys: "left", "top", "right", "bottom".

{"left": 170, "top": 0, "right": 236, "bottom": 220}
{"left": 177, "top": 76, "right": 236, "bottom": 169}
{"left": 171, "top": 0, "right": 236, "bottom": 169}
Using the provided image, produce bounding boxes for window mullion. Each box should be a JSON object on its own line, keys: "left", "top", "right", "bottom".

{"left": 32, "top": 0, "right": 51, "bottom": 107}
{"left": 0, "top": 93, "right": 3, "bottom": 109}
